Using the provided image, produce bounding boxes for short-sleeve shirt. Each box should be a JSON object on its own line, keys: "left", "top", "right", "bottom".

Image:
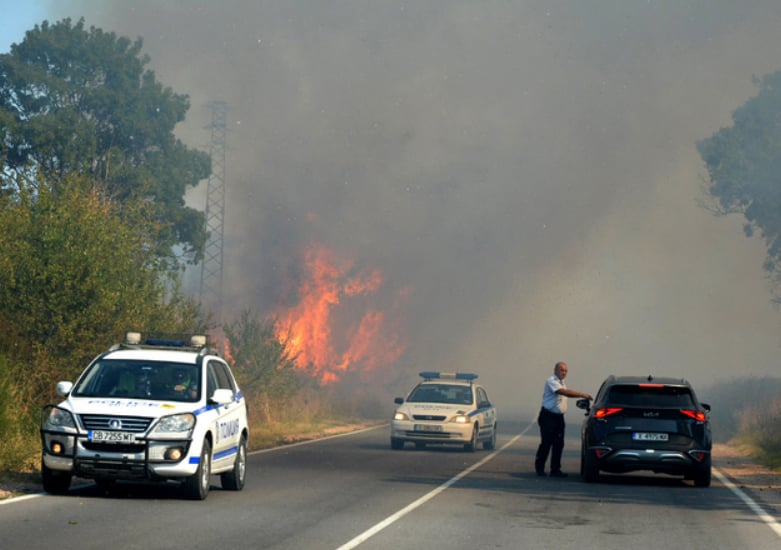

{"left": 541, "top": 375, "right": 567, "bottom": 414}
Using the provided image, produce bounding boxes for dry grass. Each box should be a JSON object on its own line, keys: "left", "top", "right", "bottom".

{"left": 249, "top": 418, "right": 382, "bottom": 449}
{"left": 703, "top": 377, "right": 781, "bottom": 471}
{"left": 733, "top": 397, "right": 781, "bottom": 470}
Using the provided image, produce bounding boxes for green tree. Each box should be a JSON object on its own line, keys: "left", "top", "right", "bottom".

{"left": 698, "top": 70, "right": 781, "bottom": 300}
{"left": 223, "top": 310, "right": 301, "bottom": 423}
{"left": 0, "top": 174, "right": 205, "bottom": 409}
{"left": 0, "top": 18, "right": 210, "bottom": 268}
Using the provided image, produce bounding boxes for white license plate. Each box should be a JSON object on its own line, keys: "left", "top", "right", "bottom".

{"left": 414, "top": 424, "right": 442, "bottom": 432}
{"left": 632, "top": 432, "right": 669, "bottom": 441}
{"left": 89, "top": 430, "right": 136, "bottom": 443}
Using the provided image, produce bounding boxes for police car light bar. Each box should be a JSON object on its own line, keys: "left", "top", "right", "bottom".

{"left": 419, "top": 371, "right": 478, "bottom": 381}
{"left": 124, "top": 332, "right": 207, "bottom": 349}
{"left": 191, "top": 335, "right": 207, "bottom": 347}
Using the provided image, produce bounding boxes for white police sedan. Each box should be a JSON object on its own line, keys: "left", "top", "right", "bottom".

{"left": 390, "top": 372, "right": 497, "bottom": 451}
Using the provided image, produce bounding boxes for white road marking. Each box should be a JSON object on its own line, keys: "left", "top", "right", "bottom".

{"left": 713, "top": 467, "right": 781, "bottom": 538}
{"left": 335, "top": 422, "right": 535, "bottom": 550}
{"left": 0, "top": 493, "right": 41, "bottom": 505}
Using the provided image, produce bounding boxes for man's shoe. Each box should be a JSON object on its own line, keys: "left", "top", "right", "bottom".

{"left": 536, "top": 470, "right": 546, "bottom": 477}
{"left": 549, "top": 471, "right": 568, "bottom": 478}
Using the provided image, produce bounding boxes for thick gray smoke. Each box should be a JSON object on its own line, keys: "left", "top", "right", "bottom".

{"left": 43, "top": 1, "right": 781, "bottom": 416}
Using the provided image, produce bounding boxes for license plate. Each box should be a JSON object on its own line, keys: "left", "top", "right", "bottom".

{"left": 414, "top": 424, "right": 442, "bottom": 432}
{"left": 632, "top": 432, "right": 668, "bottom": 441}
{"left": 89, "top": 430, "right": 136, "bottom": 443}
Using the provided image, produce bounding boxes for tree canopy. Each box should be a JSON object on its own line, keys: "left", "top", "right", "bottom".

{"left": 0, "top": 174, "right": 206, "bottom": 410}
{"left": 698, "top": 69, "right": 781, "bottom": 299}
{"left": 0, "top": 18, "right": 210, "bottom": 267}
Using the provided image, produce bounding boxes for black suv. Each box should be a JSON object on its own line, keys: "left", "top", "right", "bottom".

{"left": 576, "top": 375, "right": 712, "bottom": 487}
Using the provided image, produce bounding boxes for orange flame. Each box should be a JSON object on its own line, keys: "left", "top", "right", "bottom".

{"left": 274, "top": 242, "right": 407, "bottom": 384}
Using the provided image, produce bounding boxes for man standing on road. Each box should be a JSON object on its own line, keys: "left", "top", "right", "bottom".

{"left": 534, "top": 361, "right": 592, "bottom": 477}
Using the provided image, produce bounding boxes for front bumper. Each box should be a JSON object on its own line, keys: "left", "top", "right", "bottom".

{"left": 41, "top": 429, "right": 198, "bottom": 480}
{"left": 391, "top": 421, "right": 473, "bottom": 444}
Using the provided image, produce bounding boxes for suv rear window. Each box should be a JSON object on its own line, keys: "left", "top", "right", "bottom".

{"left": 606, "top": 385, "right": 694, "bottom": 408}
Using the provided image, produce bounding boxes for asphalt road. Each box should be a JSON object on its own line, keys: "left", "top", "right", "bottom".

{"left": 2, "top": 420, "right": 780, "bottom": 550}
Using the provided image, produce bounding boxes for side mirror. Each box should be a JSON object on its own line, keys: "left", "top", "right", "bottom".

{"left": 210, "top": 388, "right": 234, "bottom": 405}
{"left": 394, "top": 397, "right": 404, "bottom": 405}
{"left": 701, "top": 402, "right": 711, "bottom": 413}
{"left": 56, "top": 381, "right": 73, "bottom": 397}
{"left": 576, "top": 398, "right": 591, "bottom": 412}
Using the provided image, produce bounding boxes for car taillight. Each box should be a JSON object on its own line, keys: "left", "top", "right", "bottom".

{"left": 680, "top": 409, "right": 707, "bottom": 422}
{"left": 594, "top": 407, "right": 623, "bottom": 419}
{"left": 689, "top": 451, "right": 708, "bottom": 462}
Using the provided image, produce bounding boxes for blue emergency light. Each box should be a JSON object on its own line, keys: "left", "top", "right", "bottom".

{"left": 419, "top": 371, "right": 478, "bottom": 381}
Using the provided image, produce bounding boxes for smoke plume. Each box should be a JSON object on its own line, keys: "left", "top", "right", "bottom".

{"left": 43, "top": 1, "right": 781, "bottom": 416}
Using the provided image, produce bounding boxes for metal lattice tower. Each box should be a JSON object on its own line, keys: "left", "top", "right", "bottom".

{"left": 199, "top": 101, "right": 228, "bottom": 322}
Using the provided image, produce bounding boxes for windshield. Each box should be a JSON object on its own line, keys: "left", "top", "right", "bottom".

{"left": 71, "top": 359, "right": 201, "bottom": 403}
{"left": 408, "top": 384, "right": 473, "bottom": 405}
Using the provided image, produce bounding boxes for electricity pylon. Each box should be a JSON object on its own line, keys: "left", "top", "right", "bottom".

{"left": 199, "top": 100, "right": 228, "bottom": 325}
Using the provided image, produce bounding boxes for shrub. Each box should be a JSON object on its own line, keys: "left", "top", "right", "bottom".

{"left": 0, "top": 354, "right": 40, "bottom": 473}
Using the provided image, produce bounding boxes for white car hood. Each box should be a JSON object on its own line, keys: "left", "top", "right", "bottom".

{"left": 400, "top": 403, "right": 472, "bottom": 416}
{"left": 62, "top": 396, "right": 194, "bottom": 417}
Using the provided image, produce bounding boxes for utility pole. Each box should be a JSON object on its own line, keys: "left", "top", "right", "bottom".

{"left": 199, "top": 100, "right": 228, "bottom": 326}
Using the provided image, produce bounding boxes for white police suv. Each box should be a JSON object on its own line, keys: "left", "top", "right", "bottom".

{"left": 391, "top": 372, "right": 497, "bottom": 451}
{"left": 40, "top": 332, "right": 249, "bottom": 500}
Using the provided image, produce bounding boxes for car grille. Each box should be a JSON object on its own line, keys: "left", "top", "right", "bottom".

{"left": 79, "top": 414, "right": 152, "bottom": 433}
{"left": 75, "top": 458, "right": 148, "bottom": 478}
{"left": 81, "top": 441, "right": 145, "bottom": 453}
{"left": 412, "top": 414, "right": 446, "bottom": 421}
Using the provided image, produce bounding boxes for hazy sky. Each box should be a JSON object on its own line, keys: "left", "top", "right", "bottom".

{"left": 7, "top": 1, "right": 781, "bottom": 415}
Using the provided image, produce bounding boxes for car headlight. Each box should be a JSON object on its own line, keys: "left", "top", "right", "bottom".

{"left": 152, "top": 413, "right": 196, "bottom": 434}
{"left": 393, "top": 412, "right": 409, "bottom": 421}
{"left": 451, "top": 414, "right": 469, "bottom": 424}
{"left": 42, "top": 406, "right": 77, "bottom": 431}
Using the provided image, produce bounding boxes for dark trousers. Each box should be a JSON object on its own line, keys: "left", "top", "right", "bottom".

{"left": 535, "top": 407, "right": 565, "bottom": 473}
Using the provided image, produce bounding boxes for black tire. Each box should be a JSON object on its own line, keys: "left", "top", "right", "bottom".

{"left": 692, "top": 456, "right": 711, "bottom": 487}
{"left": 464, "top": 424, "right": 478, "bottom": 452}
{"left": 581, "top": 448, "right": 599, "bottom": 482}
{"left": 183, "top": 439, "right": 212, "bottom": 500}
{"left": 483, "top": 424, "right": 497, "bottom": 450}
{"left": 41, "top": 461, "right": 71, "bottom": 495}
{"left": 390, "top": 437, "right": 404, "bottom": 450}
{"left": 221, "top": 435, "right": 247, "bottom": 491}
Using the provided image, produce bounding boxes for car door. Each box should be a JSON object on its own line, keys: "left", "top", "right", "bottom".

{"left": 206, "top": 359, "right": 243, "bottom": 468}
{"left": 476, "top": 386, "right": 496, "bottom": 438}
